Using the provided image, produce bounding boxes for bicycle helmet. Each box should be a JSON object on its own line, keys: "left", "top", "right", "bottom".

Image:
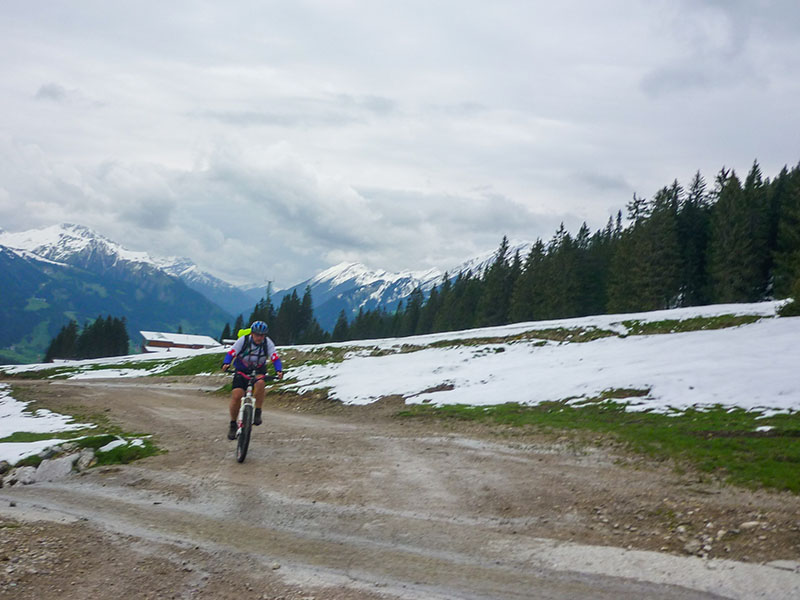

{"left": 250, "top": 320, "right": 268, "bottom": 335}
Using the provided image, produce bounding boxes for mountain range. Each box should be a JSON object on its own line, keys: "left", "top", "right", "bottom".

{"left": 0, "top": 224, "right": 530, "bottom": 363}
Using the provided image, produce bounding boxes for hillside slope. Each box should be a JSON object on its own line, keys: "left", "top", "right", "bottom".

{"left": 0, "top": 243, "right": 231, "bottom": 363}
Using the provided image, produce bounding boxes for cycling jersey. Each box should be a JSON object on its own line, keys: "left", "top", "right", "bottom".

{"left": 223, "top": 334, "right": 283, "bottom": 373}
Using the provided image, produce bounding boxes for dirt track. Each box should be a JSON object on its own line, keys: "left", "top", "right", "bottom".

{"left": 1, "top": 378, "right": 799, "bottom": 599}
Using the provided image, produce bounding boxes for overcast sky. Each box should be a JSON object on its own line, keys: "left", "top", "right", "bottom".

{"left": 1, "top": 1, "right": 799, "bottom": 287}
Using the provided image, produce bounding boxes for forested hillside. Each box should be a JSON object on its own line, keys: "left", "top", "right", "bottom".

{"left": 235, "top": 161, "right": 800, "bottom": 345}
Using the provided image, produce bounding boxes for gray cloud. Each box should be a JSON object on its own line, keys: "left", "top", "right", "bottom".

{"left": 35, "top": 83, "right": 69, "bottom": 102}
{"left": 641, "top": 0, "right": 800, "bottom": 96}
{"left": 2, "top": 1, "right": 799, "bottom": 287}
{"left": 200, "top": 93, "right": 397, "bottom": 128}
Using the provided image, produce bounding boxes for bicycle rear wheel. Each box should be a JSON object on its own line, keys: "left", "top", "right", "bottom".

{"left": 236, "top": 404, "right": 253, "bottom": 463}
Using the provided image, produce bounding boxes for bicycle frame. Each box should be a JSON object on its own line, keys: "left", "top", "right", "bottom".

{"left": 235, "top": 371, "right": 271, "bottom": 436}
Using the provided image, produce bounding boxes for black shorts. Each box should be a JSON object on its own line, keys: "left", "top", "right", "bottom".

{"left": 231, "top": 366, "right": 267, "bottom": 391}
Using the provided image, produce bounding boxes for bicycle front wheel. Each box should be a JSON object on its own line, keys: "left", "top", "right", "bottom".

{"left": 236, "top": 404, "right": 253, "bottom": 463}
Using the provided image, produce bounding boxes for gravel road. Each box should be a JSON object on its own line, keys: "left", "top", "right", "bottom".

{"left": 1, "top": 378, "right": 799, "bottom": 599}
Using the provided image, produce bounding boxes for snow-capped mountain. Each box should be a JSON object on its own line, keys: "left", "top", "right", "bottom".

{"left": 271, "top": 242, "right": 533, "bottom": 330}
{"left": 0, "top": 223, "right": 156, "bottom": 272}
{"left": 0, "top": 224, "right": 261, "bottom": 316}
{"left": 273, "top": 262, "right": 443, "bottom": 330}
{"left": 0, "top": 224, "right": 232, "bottom": 364}
{"left": 454, "top": 241, "right": 533, "bottom": 278}
{"left": 153, "top": 256, "right": 263, "bottom": 315}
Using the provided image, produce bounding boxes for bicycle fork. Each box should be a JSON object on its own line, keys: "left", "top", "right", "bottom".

{"left": 236, "top": 385, "right": 255, "bottom": 438}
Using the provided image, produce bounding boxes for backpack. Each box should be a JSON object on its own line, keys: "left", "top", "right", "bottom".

{"left": 239, "top": 334, "right": 267, "bottom": 363}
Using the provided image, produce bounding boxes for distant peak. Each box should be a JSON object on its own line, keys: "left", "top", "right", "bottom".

{"left": 312, "top": 262, "right": 374, "bottom": 284}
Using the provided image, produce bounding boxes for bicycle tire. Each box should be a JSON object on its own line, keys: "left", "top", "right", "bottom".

{"left": 236, "top": 404, "right": 253, "bottom": 463}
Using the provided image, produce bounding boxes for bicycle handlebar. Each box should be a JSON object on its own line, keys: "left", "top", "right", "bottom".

{"left": 235, "top": 370, "right": 275, "bottom": 381}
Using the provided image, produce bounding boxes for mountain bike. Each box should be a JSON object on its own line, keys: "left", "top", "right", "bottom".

{"left": 234, "top": 371, "right": 273, "bottom": 463}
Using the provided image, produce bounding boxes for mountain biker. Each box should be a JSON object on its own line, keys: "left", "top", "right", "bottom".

{"left": 221, "top": 320, "right": 284, "bottom": 440}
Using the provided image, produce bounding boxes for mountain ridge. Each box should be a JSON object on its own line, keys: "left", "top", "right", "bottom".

{"left": 0, "top": 225, "right": 233, "bottom": 364}
{"left": 1, "top": 224, "right": 534, "bottom": 350}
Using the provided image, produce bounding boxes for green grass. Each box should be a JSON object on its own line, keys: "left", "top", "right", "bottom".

{"left": 621, "top": 314, "right": 762, "bottom": 336}
{"left": 2, "top": 383, "right": 163, "bottom": 470}
{"left": 93, "top": 438, "right": 159, "bottom": 465}
{"left": 2, "top": 358, "right": 175, "bottom": 380}
{"left": 15, "top": 454, "right": 44, "bottom": 468}
{"left": 5, "top": 434, "right": 161, "bottom": 470}
{"left": 398, "top": 393, "right": 800, "bottom": 493}
{"left": 158, "top": 352, "right": 225, "bottom": 376}
{"left": 0, "top": 428, "right": 102, "bottom": 444}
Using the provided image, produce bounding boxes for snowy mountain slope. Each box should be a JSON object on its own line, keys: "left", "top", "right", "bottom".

{"left": 154, "top": 256, "right": 263, "bottom": 315}
{"left": 0, "top": 225, "right": 232, "bottom": 363}
{"left": 0, "top": 223, "right": 155, "bottom": 270}
{"left": 273, "top": 262, "right": 443, "bottom": 329}
{"left": 0, "top": 224, "right": 260, "bottom": 317}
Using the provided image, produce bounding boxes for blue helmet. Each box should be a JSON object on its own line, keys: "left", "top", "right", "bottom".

{"left": 251, "top": 320, "right": 268, "bottom": 335}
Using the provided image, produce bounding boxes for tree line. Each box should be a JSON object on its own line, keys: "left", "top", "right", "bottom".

{"left": 224, "top": 160, "right": 800, "bottom": 345}
{"left": 44, "top": 315, "right": 130, "bottom": 361}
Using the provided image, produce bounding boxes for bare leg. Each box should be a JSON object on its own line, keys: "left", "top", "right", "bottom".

{"left": 229, "top": 388, "right": 244, "bottom": 421}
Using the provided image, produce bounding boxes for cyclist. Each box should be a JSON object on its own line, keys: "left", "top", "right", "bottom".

{"left": 221, "top": 320, "right": 284, "bottom": 440}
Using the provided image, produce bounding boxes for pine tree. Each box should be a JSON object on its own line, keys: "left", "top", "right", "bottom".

{"left": 509, "top": 240, "right": 545, "bottom": 322}
{"left": 677, "top": 171, "right": 712, "bottom": 305}
{"left": 400, "top": 288, "right": 424, "bottom": 336}
{"left": 44, "top": 320, "right": 79, "bottom": 361}
{"left": 432, "top": 274, "right": 453, "bottom": 332}
{"left": 331, "top": 310, "right": 350, "bottom": 342}
{"left": 416, "top": 286, "right": 440, "bottom": 334}
{"left": 233, "top": 314, "right": 244, "bottom": 336}
{"left": 46, "top": 315, "right": 129, "bottom": 361}
{"left": 707, "top": 169, "right": 764, "bottom": 302}
{"left": 476, "top": 236, "right": 512, "bottom": 326}
{"left": 772, "top": 165, "right": 800, "bottom": 297}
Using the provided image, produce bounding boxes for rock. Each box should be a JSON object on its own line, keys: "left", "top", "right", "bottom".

{"left": 13, "top": 467, "right": 37, "bottom": 486}
{"left": 0, "top": 461, "right": 10, "bottom": 475}
{"left": 76, "top": 450, "right": 95, "bottom": 471}
{"left": 34, "top": 455, "right": 78, "bottom": 482}
{"left": 683, "top": 539, "right": 703, "bottom": 555}
{"left": 740, "top": 521, "right": 762, "bottom": 530}
{"left": 39, "top": 446, "right": 59, "bottom": 460}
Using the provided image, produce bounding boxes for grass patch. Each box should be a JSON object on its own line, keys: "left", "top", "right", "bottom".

{"left": 2, "top": 384, "right": 163, "bottom": 470}
{"left": 0, "top": 427, "right": 101, "bottom": 444}
{"left": 622, "top": 314, "right": 762, "bottom": 336}
{"left": 4, "top": 358, "right": 173, "bottom": 380}
{"left": 398, "top": 394, "right": 800, "bottom": 493}
{"left": 5, "top": 365, "right": 78, "bottom": 380}
{"left": 74, "top": 434, "right": 120, "bottom": 450}
{"left": 14, "top": 454, "right": 44, "bottom": 468}
{"left": 281, "top": 346, "right": 352, "bottom": 366}
{"left": 93, "top": 438, "right": 159, "bottom": 465}
{"left": 6, "top": 434, "right": 162, "bottom": 470}
{"left": 158, "top": 352, "right": 225, "bottom": 376}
